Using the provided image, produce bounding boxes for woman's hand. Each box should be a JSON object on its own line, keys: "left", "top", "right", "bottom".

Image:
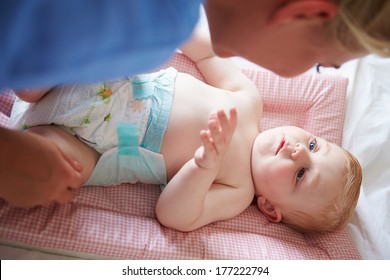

{"left": 0, "top": 127, "right": 84, "bottom": 208}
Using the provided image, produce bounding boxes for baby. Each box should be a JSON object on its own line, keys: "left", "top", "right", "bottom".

{"left": 10, "top": 29, "right": 362, "bottom": 233}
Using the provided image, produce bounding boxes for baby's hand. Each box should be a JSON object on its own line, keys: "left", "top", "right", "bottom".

{"left": 194, "top": 108, "right": 237, "bottom": 169}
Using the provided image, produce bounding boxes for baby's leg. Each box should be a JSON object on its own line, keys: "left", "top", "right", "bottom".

{"left": 14, "top": 87, "right": 52, "bottom": 103}
{"left": 26, "top": 125, "right": 101, "bottom": 184}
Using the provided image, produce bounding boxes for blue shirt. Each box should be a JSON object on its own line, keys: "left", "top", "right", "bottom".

{"left": 0, "top": 0, "right": 201, "bottom": 89}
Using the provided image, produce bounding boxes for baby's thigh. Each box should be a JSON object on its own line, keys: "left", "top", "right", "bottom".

{"left": 14, "top": 87, "right": 52, "bottom": 102}
{"left": 26, "top": 125, "right": 101, "bottom": 183}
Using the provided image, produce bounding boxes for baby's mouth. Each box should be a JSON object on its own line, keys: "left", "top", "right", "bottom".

{"left": 275, "top": 138, "right": 285, "bottom": 155}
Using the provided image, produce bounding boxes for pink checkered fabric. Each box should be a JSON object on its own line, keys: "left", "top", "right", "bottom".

{"left": 0, "top": 89, "right": 15, "bottom": 128}
{"left": 0, "top": 53, "right": 360, "bottom": 259}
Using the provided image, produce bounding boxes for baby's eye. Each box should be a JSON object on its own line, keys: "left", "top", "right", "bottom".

{"left": 309, "top": 139, "right": 317, "bottom": 151}
{"left": 297, "top": 168, "right": 305, "bottom": 181}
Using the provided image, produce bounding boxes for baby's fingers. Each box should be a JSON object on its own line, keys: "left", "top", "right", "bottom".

{"left": 214, "top": 108, "right": 237, "bottom": 140}
{"left": 200, "top": 129, "right": 215, "bottom": 154}
{"left": 208, "top": 119, "right": 226, "bottom": 154}
{"left": 228, "top": 107, "right": 237, "bottom": 131}
{"left": 214, "top": 108, "right": 237, "bottom": 136}
{"left": 195, "top": 129, "right": 218, "bottom": 168}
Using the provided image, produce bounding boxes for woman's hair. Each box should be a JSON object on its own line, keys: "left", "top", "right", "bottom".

{"left": 325, "top": 0, "right": 390, "bottom": 57}
{"left": 282, "top": 148, "right": 362, "bottom": 234}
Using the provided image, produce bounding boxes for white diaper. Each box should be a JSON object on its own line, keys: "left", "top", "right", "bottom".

{"left": 11, "top": 78, "right": 154, "bottom": 154}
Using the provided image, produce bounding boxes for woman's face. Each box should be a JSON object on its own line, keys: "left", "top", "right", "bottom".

{"left": 205, "top": 0, "right": 367, "bottom": 77}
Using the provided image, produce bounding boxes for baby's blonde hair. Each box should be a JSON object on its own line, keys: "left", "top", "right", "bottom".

{"left": 326, "top": 0, "right": 390, "bottom": 57}
{"left": 282, "top": 148, "right": 362, "bottom": 234}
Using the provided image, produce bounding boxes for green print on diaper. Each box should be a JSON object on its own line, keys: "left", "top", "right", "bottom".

{"left": 104, "top": 113, "right": 111, "bottom": 122}
{"left": 98, "top": 84, "right": 112, "bottom": 104}
{"left": 79, "top": 84, "right": 113, "bottom": 126}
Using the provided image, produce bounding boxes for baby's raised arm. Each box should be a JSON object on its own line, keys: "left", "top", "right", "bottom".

{"left": 156, "top": 108, "right": 250, "bottom": 231}
{"left": 179, "top": 28, "right": 258, "bottom": 94}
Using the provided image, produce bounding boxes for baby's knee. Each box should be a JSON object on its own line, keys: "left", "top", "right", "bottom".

{"left": 15, "top": 87, "right": 52, "bottom": 103}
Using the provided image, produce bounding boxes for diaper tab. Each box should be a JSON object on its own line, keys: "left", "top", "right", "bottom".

{"left": 132, "top": 75, "right": 154, "bottom": 100}
{"left": 132, "top": 72, "right": 166, "bottom": 100}
{"left": 117, "top": 123, "right": 139, "bottom": 156}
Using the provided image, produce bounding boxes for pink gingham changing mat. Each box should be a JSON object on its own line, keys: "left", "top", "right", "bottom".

{"left": 0, "top": 53, "right": 360, "bottom": 259}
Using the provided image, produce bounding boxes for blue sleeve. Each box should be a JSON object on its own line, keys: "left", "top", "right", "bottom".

{"left": 0, "top": 0, "right": 201, "bottom": 89}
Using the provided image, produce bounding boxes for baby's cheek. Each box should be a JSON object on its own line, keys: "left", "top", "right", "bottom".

{"left": 269, "top": 161, "right": 293, "bottom": 178}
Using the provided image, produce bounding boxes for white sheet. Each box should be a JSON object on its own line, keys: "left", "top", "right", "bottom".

{"left": 324, "top": 55, "right": 390, "bottom": 259}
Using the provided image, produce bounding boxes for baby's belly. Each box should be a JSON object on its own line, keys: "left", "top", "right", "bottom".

{"left": 161, "top": 73, "right": 235, "bottom": 179}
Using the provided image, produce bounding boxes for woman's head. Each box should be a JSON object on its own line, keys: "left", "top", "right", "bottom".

{"left": 325, "top": 0, "right": 390, "bottom": 57}
{"left": 205, "top": 0, "right": 389, "bottom": 76}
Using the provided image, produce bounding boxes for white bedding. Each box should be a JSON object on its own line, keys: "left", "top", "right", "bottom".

{"left": 327, "top": 55, "right": 390, "bottom": 259}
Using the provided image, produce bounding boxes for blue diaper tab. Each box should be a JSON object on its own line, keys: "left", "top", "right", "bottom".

{"left": 117, "top": 124, "right": 139, "bottom": 156}
{"left": 132, "top": 72, "right": 165, "bottom": 100}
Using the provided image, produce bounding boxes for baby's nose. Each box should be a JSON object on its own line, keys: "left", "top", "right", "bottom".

{"left": 291, "top": 143, "right": 306, "bottom": 159}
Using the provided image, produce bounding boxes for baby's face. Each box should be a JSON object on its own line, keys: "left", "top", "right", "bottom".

{"left": 251, "top": 126, "right": 347, "bottom": 215}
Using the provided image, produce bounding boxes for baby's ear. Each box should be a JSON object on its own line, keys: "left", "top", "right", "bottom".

{"left": 257, "top": 196, "right": 282, "bottom": 223}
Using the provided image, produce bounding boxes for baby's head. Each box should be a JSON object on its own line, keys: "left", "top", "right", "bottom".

{"left": 251, "top": 126, "right": 362, "bottom": 233}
